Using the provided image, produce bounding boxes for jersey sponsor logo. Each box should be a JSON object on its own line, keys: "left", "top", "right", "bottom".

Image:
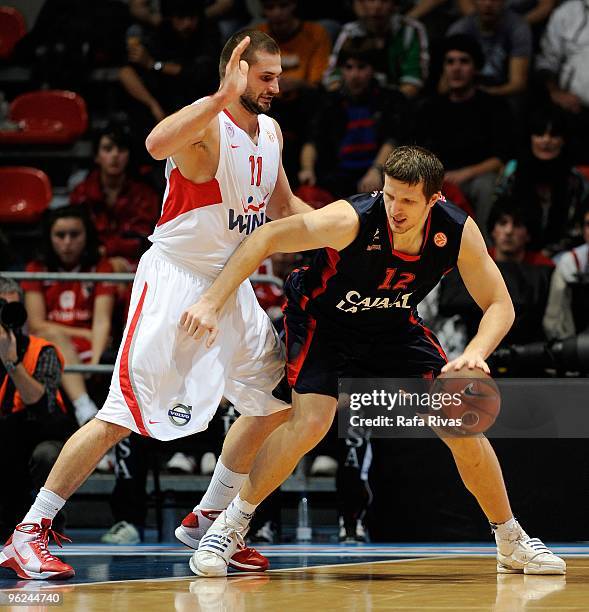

{"left": 336, "top": 289, "right": 412, "bottom": 313}
{"left": 225, "top": 122, "right": 235, "bottom": 138}
{"left": 265, "top": 129, "right": 275, "bottom": 143}
{"left": 228, "top": 209, "right": 266, "bottom": 234}
{"left": 168, "top": 403, "right": 192, "bottom": 426}
{"left": 242, "top": 193, "right": 269, "bottom": 213}
{"left": 230, "top": 144, "right": 240, "bottom": 149}
{"left": 366, "top": 228, "right": 381, "bottom": 251}
{"left": 434, "top": 232, "right": 447, "bottom": 247}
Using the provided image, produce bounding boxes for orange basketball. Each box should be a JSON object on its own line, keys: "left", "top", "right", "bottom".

{"left": 430, "top": 366, "right": 501, "bottom": 434}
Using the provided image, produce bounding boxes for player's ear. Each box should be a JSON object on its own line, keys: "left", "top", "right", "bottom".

{"left": 428, "top": 191, "right": 441, "bottom": 208}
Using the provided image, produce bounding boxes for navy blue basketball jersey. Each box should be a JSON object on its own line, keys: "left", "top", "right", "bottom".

{"left": 285, "top": 191, "right": 468, "bottom": 337}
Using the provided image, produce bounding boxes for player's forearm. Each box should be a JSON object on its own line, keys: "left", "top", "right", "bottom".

{"left": 465, "top": 300, "right": 515, "bottom": 359}
{"left": 145, "top": 91, "right": 229, "bottom": 160}
{"left": 284, "top": 195, "right": 314, "bottom": 216}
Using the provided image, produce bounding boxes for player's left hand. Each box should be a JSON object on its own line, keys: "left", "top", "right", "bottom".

{"left": 0, "top": 325, "right": 18, "bottom": 363}
{"left": 179, "top": 299, "right": 219, "bottom": 347}
{"left": 441, "top": 349, "right": 490, "bottom": 374}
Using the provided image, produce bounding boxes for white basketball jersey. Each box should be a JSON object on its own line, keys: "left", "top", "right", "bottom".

{"left": 149, "top": 104, "right": 281, "bottom": 277}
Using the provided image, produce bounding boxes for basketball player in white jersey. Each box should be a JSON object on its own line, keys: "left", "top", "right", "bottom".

{"left": 0, "top": 30, "right": 311, "bottom": 580}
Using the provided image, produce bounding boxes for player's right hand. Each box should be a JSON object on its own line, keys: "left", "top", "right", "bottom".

{"left": 219, "top": 36, "right": 250, "bottom": 102}
{"left": 180, "top": 300, "right": 219, "bottom": 347}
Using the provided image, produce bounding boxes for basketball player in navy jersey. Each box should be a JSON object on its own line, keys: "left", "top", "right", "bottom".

{"left": 181, "top": 146, "right": 566, "bottom": 577}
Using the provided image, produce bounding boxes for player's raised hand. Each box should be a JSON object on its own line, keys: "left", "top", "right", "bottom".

{"left": 180, "top": 299, "right": 219, "bottom": 348}
{"left": 219, "top": 36, "right": 250, "bottom": 102}
{"left": 441, "top": 349, "right": 490, "bottom": 374}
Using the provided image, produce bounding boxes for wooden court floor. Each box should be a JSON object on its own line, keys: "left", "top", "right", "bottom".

{"left": 3, "top": 556, "right": 588, "bottom": 611}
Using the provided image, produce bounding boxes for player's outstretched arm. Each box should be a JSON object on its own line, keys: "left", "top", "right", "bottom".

{"left": 443, "top": 217, "right": 515, "bottom": 372}
{"left": 145, "top": 36, "right": 251, "bottom": 160}
{"left": 180, "top": 200, "right": 360, "bottom": 345}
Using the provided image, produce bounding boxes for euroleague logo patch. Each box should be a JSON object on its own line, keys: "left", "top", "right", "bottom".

{"left": 168, "top": 403, "right": 192, "bottom": 427}
{"left": 434, "top": 232, "right": 448, "bottom": 247}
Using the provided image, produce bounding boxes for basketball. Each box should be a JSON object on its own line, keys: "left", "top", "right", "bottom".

{"left": 430, "top": 366, "right": 501, "bottom": 434}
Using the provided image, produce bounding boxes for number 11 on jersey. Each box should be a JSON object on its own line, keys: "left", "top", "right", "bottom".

{"left": 249, "top": 155, "right": 262, "bottom": 187}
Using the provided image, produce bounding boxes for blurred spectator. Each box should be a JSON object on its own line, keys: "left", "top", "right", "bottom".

{"left": 460, "top": 0, "right": 556, "bottom": 28}
{"left": 536, "top": 0, "right": 589, "bottom": 164}
{"left": 414, "top": 34, "right": 513, "bottom": 236}
{"left": 493, "top": 106, "right": 589, "bottom": 256}
{"left": 257, "top": 0, "right": 331, "bottom": 91}
{"left": 447, "top": 0, "right": 532, "bottom": 98}
{"left": 433, "top": 203, "right": 554, "bottom": 369}
{"left": 300, "top": 37, "right": 410, "bottom": 199}
{"left": 70, "top": 122, "right": 160, "bottom": 272}
{"left": 544, "top": 206, "right": 589, "bottom": 340}
{"left": 255, "top": 0, "right": 332, "bottom": 175}
{"left": 14, "top": 0, "right": 129, "bottom": 89}
{"left": 0, "top": 276, "right": 73, "bottom": 538}
{"left": 128, "top": 0, "right": 162, "bottom": 27}
{"left": 22, "top": 207, "right": 116, "bottom": 426}
{"left": 323, "top": 0, "right": 429, "bottom": 98}
{"left": 119, "top": 0, "right": 221, "bottom": 136}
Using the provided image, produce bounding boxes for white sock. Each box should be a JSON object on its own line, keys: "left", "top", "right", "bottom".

{"left": 197, "top": 460, "right": 247, "bottom": 511}
{"left": 225, "top": 494, "right": 258, "bottom": 531}
{"left": 491, "top": 517, "right": 518, "bottom": 540}
{"left": 73, "top": 393, "right": 98, "bottom": 425}
{"left": 21, "top": 488, "right": 66, "bottom": 526}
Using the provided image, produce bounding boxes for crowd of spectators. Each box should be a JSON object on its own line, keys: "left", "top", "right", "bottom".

{"left": 2, "top": 0, "right": 589, "bottom": 544}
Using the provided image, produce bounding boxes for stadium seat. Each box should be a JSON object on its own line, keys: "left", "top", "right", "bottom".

{"left": 0, "top": 166, "right": 52, "bottom": 223}
{"left": 0, "top": 90, "right": 88, "bottom": 144}
{"left": 0, "top": 6, "right": 26, "bottom": 60}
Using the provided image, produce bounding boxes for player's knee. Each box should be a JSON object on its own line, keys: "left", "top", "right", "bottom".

{"left": 292, "top": 409, "right": 334, "bottom": 448}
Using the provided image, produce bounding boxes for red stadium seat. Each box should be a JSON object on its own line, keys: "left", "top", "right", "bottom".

{"left": 0, "top": 6, "right": 26, "bottom": 59}
{"left": 0, "top": 167, "right": 52, "bottom": 223}
{"left": 0, "top": 90, "right": 88, "bottom": 144}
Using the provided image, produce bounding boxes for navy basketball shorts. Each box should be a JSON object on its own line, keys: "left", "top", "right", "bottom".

{"left": 283, "top": 299, "right": 448, "bottom": 399}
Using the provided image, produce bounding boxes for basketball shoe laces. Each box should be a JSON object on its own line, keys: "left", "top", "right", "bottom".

{"left": 17, "top": 519, "right": 72, "bottom": 564}
{"left": 201, "top": 523, "right": 246, "bottom": 558}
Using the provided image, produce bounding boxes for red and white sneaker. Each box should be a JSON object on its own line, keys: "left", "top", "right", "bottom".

{"left": 0, "top": 519, "right": 74, "bottom": 580}
{"left": 175, "top": 509, "right": 269, "bottom": 572}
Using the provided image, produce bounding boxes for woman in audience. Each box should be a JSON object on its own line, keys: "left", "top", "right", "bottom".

{"left": 22, "top": 207, "right": 116, "bottom": 426}
{"left": 494, "top": 105, "right": 589, "bottom": 256}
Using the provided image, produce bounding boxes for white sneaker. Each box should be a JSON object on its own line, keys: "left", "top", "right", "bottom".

{"left": 101, "top": 521, "right": 141, "bottom": 544}
{"left": 176, "top": 509, "right": 269, "bottom": 572}
{"left": 166, "top": 452, "right": 196, "bottom": 474}
{"left": 190, "top": 510, "right": 247, "bottom": 577}
{"left": 494, "top": 521, "right": 566, "bottom": 575}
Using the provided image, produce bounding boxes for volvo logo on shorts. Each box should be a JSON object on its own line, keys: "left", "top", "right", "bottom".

{"left": 168, "top": 404, "right": 192, "bottom": 426}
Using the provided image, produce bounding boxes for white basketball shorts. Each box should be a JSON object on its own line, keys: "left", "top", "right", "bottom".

{"left": 95, "top": 246, "right": 288, "bottom": 440}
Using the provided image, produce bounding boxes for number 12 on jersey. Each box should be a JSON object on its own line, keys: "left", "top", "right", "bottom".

{"left": 249, "top": 155, "right": 263, "bottom": 186}
{"left": 378, "top": 268, "right": 416, "bottom": 291}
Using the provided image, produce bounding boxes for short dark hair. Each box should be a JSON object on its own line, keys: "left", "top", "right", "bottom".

{"left": 93, "top": 121, "right": 132, "bottom": 155}
{"left": 384, "top": 146, "right": 445, "bottom": 200}
{"left": 219, "top": 29, "right": 280, "bottom": 80}
{"left": 487, "top": 202, "right": 532, "bottom": 236}
{"left": 0, "top": 276, "right": 23, "bottom": 302}
{"left": 337, "top": 36, "right": 379, "bottom": 68}
{"left": 442, "top": 34, "right": 485, "bottom": 71}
